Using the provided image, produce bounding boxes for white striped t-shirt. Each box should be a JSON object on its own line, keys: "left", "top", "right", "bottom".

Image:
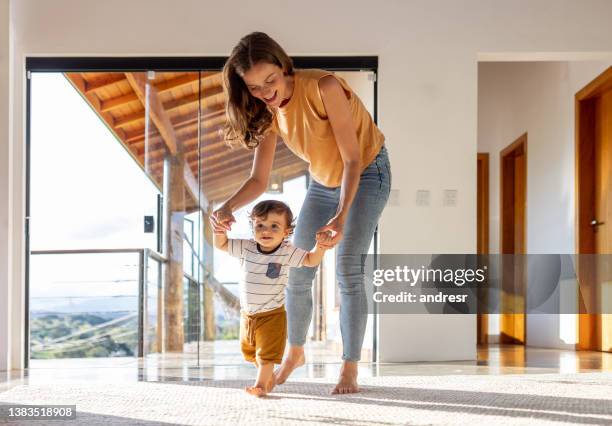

{"left": 227, "top": 239, "right": 308, "bottom": 314}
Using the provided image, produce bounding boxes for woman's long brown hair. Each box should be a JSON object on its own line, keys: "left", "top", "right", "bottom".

{"left": 223, "top": 32, "right": 294, "bottom": 149}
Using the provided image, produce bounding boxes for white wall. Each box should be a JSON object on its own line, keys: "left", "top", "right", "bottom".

{"left": 0, "top": 0, "right": 13, "bottom": 372}
{"left": 4, "top": 0, "right": 612, "bottom": 369}
{"left": 478, "top": 61, "right": 610, "bottom": 349}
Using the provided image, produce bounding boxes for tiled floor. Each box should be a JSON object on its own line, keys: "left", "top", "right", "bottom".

{"left": 1, "top": 343, "right": 611, "bottom": 392}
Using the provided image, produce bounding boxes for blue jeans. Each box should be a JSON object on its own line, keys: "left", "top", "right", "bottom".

{"left": 287, "top": 145, "right": 391, "bottom": 361}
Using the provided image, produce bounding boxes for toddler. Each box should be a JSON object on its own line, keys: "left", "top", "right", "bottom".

{"left": 213, "top": 200, "right": 329, "bottom": 397}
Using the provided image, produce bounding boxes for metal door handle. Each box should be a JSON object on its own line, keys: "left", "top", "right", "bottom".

{"left": 591, "top": 219, "right": 605, "bottom": 227}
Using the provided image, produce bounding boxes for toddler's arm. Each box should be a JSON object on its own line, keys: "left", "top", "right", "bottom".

{"left": 213, "top": 228, "right": 229, "bottom": 252}
{"left": 302, "top": 232, "right": 331, "bottom": 267}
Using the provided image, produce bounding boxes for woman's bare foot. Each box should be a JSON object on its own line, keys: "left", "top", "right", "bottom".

{"left": 265, "top": 374, "right": 276, "bottom": 393}
{"left": 245, "top": 385, "right": 267, "bottom": 397}
{"left": 332, "top": 361, "right": 360, "bottom": 395}
{"left": 273, "top": 345, "right": 305, "bottom": 385}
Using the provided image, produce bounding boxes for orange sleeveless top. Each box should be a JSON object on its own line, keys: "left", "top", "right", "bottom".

{"left": 270, "top": 69, "right": 385, "bottom": 187}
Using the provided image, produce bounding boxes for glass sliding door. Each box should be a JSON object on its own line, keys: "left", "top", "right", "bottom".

{"left": 26, "top": 58, "right": 378, "bottom": 368}
{"left": 28, "top": 72, "right": 160, "bottom": 360}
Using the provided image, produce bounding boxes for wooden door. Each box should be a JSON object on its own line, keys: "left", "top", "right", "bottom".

{"left": 576, "top": 66, "right": 612, "bottom": 352}
{"left": 596, "top": 90, "right": 612, "bottom": 352}
{"left": 500, "top": 134, "right": 527, "bottom": 345}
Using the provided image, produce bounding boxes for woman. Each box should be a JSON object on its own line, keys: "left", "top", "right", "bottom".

{"left": 210, "top": 32, "right": 391, "bottom": 394}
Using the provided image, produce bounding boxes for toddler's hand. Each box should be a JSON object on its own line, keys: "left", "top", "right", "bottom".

{"left": 315, "top": 231, "right": 333, "bottom": 249}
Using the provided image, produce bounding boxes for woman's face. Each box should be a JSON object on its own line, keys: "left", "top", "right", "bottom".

{"left": 241, "top": 62, "right": 290, "bottom": 108}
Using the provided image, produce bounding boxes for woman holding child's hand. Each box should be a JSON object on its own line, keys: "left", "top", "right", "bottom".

{"left": 212, "top": 32, "right": 391, "bottom": 395}
{"left": 209, "top": 204, "right": 235, "bottom": 233}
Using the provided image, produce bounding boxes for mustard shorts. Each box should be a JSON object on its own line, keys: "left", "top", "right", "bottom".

{"left": 240, "top": 305, "right": 287, "bottom": 365}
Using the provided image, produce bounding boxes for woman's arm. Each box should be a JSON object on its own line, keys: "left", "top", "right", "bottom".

{"left": 317, "top": 75, "right": 361, "bottom": 244}
{"left": 210, "top": 131, "right": 277, "bottom": 230}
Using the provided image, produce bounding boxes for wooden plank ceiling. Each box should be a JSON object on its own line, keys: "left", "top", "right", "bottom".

{"left": 64, "top": 71, "right": 307, "bottom": 212}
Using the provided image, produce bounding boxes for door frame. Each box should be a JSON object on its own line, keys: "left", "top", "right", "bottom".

{"left": 499, "top": 133, "right": 527, "bottom": 345}
{"left": 575, "top": 66, "right": 612, "bottom": 352}
{"left": 477, "top": 152, "right": 489, "bottom": 344}
{"left": 24, "top": 56, "right": 379, "bottom": 367}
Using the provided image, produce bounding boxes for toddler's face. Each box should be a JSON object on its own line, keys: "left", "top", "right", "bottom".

{"left": 252, "top": 212, "right": 290, "bottom": 250}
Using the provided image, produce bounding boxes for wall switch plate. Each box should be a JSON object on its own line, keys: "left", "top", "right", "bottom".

{"left": 144, "top": 215, "right": 155, "bottom": 233}
{"left": 388, "top": 189, "right": 400, "bottom": 206}
{"left": 416, "top": 190, "right": 430, "bottom": 206}
{"left": 443, "top": 189, "right": 458, "bottom": 206}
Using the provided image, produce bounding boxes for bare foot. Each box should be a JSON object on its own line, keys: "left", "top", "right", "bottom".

{"left": 245, "top": 385, "right": 267, "bottom": 397}
{"left": 265, "top": 374, "right": 276, "bottom": 393}
{"left": 332, "top": 362, "right": 360, "bottom": 395}
{"left": 274, "top": 346, "right": 305, "bottom": 385}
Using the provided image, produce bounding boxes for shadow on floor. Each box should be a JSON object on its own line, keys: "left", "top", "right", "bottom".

{"left": 161, "top": 377, "right": 612, "bottom": 425}
{"left": 1, "top": 376, "right": 611, "bottom": 425}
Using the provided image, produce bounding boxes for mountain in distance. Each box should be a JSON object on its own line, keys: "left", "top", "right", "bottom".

{"left": 31, "top": 296, "right": 138, "bottom": 316}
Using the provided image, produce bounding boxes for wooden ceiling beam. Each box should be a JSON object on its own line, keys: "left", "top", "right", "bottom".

{"left": 206, "top": 163, "right": 308, "bottom": 203}
{"left": 145, "top": 139, "right": 240, "bottom": 172}
{"left": 208, "top": 165, "right": 307, "bottom": 202}
{"left": 114, "top": 109, "right": 146, "bottom": 129}
{"left": 125, "top": 73, "right": 178, "bottom": 155}
{"left": 123, "top": 107, "right": 225, "bottom": 145}
{"left": 125, "top": 72, "right": 208, "bottom": 212}
{"left": 162, "top": 85, "right": 224, "bottom": 112}
{"left": 102, "top": 83, "right": 224, "bottom": 114}
{"left": 131, "top": 122, "right": 224, "bottom": 155}
{"left": 196, "top": 144, "right": 294, "bottom": 177}
{"left": 144, "top": 143, "right": 296, "bottom": 184}
{"left": 65, "top": 73, "right": 127, "bottom": 142}
{"left": 84, "top": 74, "right": 126, "bottom": 93}
{"left": 203, "top": 154, "right": 301, "bottom": 189}
{"left": 201, "top": 151, "right": 297, "bottom": 184}
{"left": 135, "top": 128, "right": 232, "bottom": 164}
{"left": 100, "top": 92, "right": 140, "bottom": 112}
{"left": 113, "top": 90, "right": 225, "bottom": 130}
{"left": 154, "top": 73, "right": 200, "bottom": 92}
{"left": 155, "top": 72, "right": 221, "bottom": 92}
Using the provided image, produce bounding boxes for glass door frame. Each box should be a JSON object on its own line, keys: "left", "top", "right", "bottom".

{"left": 24, "top": 56, "right": 379, "bottom": 368}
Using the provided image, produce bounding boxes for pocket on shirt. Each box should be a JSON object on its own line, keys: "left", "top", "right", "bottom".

{"left": 266, "top": 263, "right": 282, "bottom": 279}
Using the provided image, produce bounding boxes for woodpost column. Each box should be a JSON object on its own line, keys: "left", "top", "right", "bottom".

{"left": 203, "top": 206, "right": 216, "bottom": 340}
{"left": 163, "top": 153, "right": 186, "bottom": 352}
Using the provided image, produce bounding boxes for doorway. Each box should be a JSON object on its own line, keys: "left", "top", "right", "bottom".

{"left": 499, "top": 133, "right": 527, "bottom": 345}
{"left": 477, "top": 153, "right": 489, "bottom": 345}
{"left": 575, "top": 66, "right": 612, "bottom": 352}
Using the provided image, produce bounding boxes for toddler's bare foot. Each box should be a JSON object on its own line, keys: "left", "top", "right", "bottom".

{"left": 332, "top": 361, "right": 360, "bottom": 395}
{"left": 245, "top": 385, "right": 267, "bottom": 397}
{"left": 274, "top": 347, "right": 305, "bottom": 385}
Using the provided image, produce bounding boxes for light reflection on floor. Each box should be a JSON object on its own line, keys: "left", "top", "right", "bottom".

{"left": 1, "top": 343, "right": 611, "bottom": 392}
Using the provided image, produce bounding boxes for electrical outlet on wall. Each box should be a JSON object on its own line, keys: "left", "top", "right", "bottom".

{"left": 416, "top": 190, "right": 430, "bottom": 206}
{"left": 443, "top": 189, "right": 458, "bottom": 206}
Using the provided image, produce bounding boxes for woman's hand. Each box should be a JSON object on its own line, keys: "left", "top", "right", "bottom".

{"left": 316, "top": 216, "right": 345, "bottom": 249}
{"left": 209, "top": 204, "right": 236, "bottom": 234}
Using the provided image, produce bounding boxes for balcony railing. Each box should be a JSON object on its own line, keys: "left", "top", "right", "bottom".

{"left": 29, "top": 247, "right": 239, "bottom": 359}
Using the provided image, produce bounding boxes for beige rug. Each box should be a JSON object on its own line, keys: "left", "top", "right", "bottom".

{"left": 0, "top": 373, "right": 611, "bottom": 425}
